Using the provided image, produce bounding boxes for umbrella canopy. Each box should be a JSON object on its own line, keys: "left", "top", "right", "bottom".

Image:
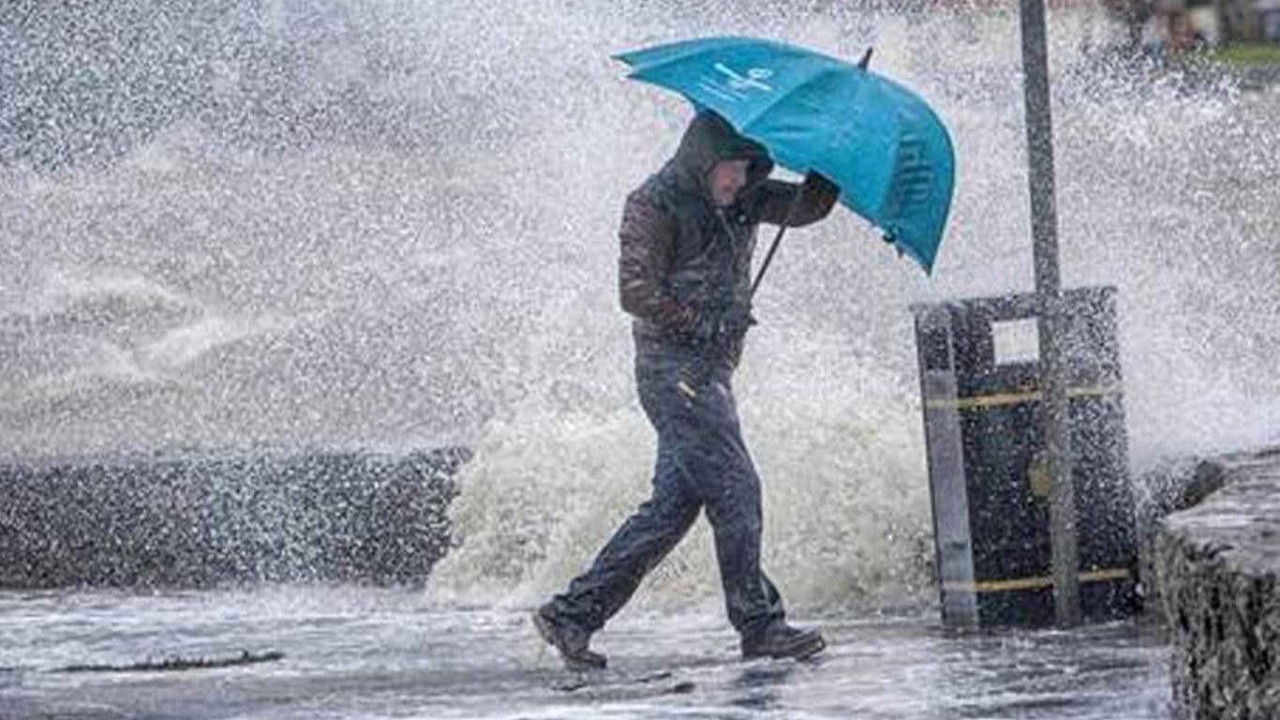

{"left": 615, "top": 36, "right": 955, "bottom": 273}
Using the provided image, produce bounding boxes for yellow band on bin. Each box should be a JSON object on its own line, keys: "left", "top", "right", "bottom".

{"left": 925, "top": 385, "right": 1122, "bottom": 411}
{"left": 943, "top": 567, "right": 1131, "bottom": 594}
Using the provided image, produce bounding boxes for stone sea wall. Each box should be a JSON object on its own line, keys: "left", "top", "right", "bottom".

{"left": 0, "top": 447, "right": 469, "bottom": 588}
{"left": 1155, "top": 448, "right": 1280, "bottom": 719}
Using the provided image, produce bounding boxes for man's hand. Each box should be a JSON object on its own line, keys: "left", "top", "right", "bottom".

{"left": 690, "top": 303, "right": 757, "bottom": 347}
{"left": 718, "top": 304, "right": 756, "bottom": 340}
{"left": 803, "top": 171, "right": 840, "bottom": 202}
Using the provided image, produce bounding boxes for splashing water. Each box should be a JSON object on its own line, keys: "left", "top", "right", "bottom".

{"left": 2, "top": 0, "right": 1277, "bottom": 615}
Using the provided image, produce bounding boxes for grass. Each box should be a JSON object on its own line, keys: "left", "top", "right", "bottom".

{"left": 1210, "top": 42, "right": 1280, "bottom": 65}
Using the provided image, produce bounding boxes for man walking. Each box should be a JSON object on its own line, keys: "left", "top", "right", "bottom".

{"left": 534, "top": 110, "right": 839, "bottom": 670}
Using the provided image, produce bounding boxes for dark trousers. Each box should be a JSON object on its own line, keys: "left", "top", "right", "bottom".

{"left": 548, "top": 345, "right": 785, "bottom": 637}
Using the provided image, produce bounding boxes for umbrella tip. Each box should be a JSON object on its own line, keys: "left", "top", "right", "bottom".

{"left": 857, "top": 47, "right": 873, "bottom": 70}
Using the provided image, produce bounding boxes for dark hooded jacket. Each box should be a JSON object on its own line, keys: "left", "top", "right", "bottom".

{"left": 618, "top": 111, "right": 838, "bottom": 366}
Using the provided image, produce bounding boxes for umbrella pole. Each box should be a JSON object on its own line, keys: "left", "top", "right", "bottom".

{"left": 750, "top": 183, "right": 808, "bottom": 299}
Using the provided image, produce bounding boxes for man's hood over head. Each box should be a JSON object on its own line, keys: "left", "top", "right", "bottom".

{"left": 669, "top": 111, "right": 774, "bottom": 201}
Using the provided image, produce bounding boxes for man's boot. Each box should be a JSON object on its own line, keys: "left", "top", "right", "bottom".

{"left": 532, "top": 604, "right": 607, "bottom": 671}
{"left": 740, "top": 621, "right": 826, "bottom": 660}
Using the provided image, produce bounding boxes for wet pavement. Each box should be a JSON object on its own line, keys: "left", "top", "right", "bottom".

{"left": 0, "top": 587, "right": 1171, "bottom": 719}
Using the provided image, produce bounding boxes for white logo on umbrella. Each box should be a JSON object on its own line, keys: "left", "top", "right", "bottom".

{"left": 713, "top": 63, "right": 774, "bottom": 92}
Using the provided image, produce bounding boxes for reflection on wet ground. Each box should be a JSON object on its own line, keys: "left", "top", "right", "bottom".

{"left": 0, "top": 587, "right": 1170, "bottom": 719}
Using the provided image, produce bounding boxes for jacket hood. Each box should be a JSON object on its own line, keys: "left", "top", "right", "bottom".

{"left": 669, "top": 111, "right": 774, "bottom": 201}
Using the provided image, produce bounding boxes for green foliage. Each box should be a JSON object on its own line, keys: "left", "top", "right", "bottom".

{"left": 1211, "top": 42, "right": 1280, "bottom": 65}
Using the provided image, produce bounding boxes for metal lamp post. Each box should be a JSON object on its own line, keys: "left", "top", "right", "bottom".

{"left": 1018, "top": 0, "right": 1081, "bottom": 627}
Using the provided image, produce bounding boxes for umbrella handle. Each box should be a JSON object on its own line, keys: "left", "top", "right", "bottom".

{"left": 749, "top": 181, "right": 808, "bottom": 299}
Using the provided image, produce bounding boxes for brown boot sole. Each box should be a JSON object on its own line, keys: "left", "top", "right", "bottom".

{"left": 743, "top": 633, "right": 826, "bottom": 661}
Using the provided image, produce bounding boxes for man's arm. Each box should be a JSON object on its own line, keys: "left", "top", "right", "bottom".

{"left": 618, "top": 192, "right": 697, "bottom": 332}
{"left": 754, "top": 173, "right": 840, "bottom": 228}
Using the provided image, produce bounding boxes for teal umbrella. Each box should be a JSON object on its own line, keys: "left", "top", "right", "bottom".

{"left": 615, "top": 36, "right": 955, "bottom": 274}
